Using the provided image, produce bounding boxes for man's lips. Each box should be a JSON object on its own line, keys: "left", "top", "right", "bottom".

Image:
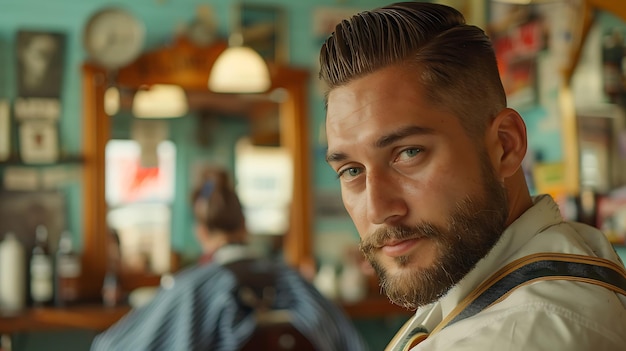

{"left": 380, "top": 238, "right": 421, "bottom": 257}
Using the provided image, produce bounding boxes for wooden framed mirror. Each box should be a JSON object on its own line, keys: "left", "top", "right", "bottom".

{"left": 80, "top": 38, "right": 313, "bottom": 299}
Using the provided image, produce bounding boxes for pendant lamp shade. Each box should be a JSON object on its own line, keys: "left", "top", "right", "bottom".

{"left": 132, "top": 84, "right": 188, "bottom": 118}
{"left": 208, "top": 45, "right": 271, "bottom": 93}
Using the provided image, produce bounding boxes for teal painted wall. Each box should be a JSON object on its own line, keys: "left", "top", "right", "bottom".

{"left": 3, "top": 1, "right": 626, "bottom": 350}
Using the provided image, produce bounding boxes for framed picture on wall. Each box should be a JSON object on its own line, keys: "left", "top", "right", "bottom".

{"left": 240, "top": 4, "right": 288, "bottom": 64}
{"left": 15, "top": 30, "right": 66, "bottom": 98}
{"left": 18, "top": 120, "right": 59, "bottom": 164}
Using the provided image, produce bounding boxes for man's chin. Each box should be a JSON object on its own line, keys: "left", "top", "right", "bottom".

{"left": 378, "top": 251, "right": 435, "bottom": 273}
{"left": 380, "top": 269, "right": 425, "bottom": 309}
{"left": 374, "top": 256, "right": 452, "bottom": 309}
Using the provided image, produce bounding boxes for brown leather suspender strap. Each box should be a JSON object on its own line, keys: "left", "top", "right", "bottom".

{"left": 386, "top": 253, "right": 626, "bottom": 351}
{"left": 430, "top": 253, "right": 626, "bottom": 335}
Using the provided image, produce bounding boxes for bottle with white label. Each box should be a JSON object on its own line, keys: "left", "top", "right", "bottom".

{"left": 339, "top": 257, "right": 367, "bottom": 303}
{"left": 313, "top": 262, "right": 338, "bottom": 300}
{"left": 0, "top": 232, "right": 26, "bottom": 313}
{"left": 55, "top": 230, "right": 81, "bottom": 306}
{"left": 30, "top": 225, "right": 53, "bottom": 307}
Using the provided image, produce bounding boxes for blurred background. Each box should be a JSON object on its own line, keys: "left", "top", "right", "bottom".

{"left": 0, "top": 0, "right": 625, "bottom": 350}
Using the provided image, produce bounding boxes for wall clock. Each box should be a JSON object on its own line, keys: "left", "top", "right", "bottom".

{"left": 83, "top": 7, "right": 145, "bottom": 70}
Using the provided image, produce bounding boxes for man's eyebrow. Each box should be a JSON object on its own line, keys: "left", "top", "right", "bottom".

{"left": 375, "top": 125, "right": 434, "bottom": 148}
{"left": 326, "top": 125, "right": 434, "bottom": 164}
{"left": 326, "top": 151, "right": 346, "bottom": 164}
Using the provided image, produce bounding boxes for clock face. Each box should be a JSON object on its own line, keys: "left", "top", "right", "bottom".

{"left": 84, "top": 8, "right": 145, "bottom": 70}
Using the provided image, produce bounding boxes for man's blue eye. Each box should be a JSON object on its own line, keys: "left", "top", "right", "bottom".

{"left": 401, "top": 148, "right": 422, "bottom": 158}
{"left": 405, "top": 148, "right": 420, "bottom": 157}
{"left": 347, "top": 168, "right": 360, "bottom": 176}
{"left": 337, "top": 167, "right": 361, "bottom": 179}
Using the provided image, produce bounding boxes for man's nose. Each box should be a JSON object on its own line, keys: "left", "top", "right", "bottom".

{"left": 366, "top": 171, "right": 408, "bottom": 225}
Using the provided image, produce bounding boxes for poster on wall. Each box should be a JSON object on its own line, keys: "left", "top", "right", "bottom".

{"left": 105, "top": 139, "right": 176, "bottom": 206}
{"left": 488, "top": 3, "right": 546, "bottom": 109}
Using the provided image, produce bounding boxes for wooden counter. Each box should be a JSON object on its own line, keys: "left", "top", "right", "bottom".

{"left": 0, "top": 305, "right": 130, "bottom": 334}
{"left": 0, "top": 294, "right": 408, "bottom": 335}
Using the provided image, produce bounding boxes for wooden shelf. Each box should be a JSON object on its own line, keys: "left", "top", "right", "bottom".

{"left": 0, "top": 305, "right": 130, "bottom": 334}
{"left": 0, "top": 155, "right": 84, "bottom": 167}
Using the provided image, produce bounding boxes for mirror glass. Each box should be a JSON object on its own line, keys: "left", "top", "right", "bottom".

{"left": 103, "top": 87, "right": 291, "bottom": 274}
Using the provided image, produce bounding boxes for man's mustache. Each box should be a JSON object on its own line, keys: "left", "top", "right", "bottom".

{"left": 359, "top": 223, "right": 439, "bottom": 254}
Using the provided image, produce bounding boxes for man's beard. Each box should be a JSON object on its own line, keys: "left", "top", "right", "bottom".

{"left": 359, "top": 155, "right": 509, "bottom": 310}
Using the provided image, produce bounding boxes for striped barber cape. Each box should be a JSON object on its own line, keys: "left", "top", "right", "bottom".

{"left": 91, "top": 245, "right": 367, "bottom": 351}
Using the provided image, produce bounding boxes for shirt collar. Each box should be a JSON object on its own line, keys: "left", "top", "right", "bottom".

{"left": 437, "top": 194, "right": 563, "bottom": 319}
{"left": 213, "top": 244, "right": 258, "bottom": 265}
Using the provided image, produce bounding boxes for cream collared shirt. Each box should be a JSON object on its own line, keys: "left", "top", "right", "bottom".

{"left": 396, "top": 195, "right": 626, "bottom": 350}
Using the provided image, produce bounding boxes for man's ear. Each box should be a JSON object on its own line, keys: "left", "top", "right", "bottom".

{"left": 486, "top": 108, "right": 527, "bottom": 179}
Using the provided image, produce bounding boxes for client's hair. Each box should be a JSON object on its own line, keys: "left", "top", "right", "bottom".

{"left": 192, "top": 167, "right": 245, "bottom": 233}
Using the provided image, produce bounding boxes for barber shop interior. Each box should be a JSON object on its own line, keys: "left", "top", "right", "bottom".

{"left": 1, "top": 1, "right": 625, "bottom": 350}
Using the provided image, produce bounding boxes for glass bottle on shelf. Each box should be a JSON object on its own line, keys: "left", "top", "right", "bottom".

{"left": 30, "top": 225, "right": 53, "bottom": 307}
{"left": 313, "top": 262, "right": 338, "bottom": 300}
{"left": 102, "top": 229, "right": 123, "bottom": 307}
{"left": 55, "top": 230, "right": 81, "bottom": 306}
{"left": 102, "top": 270, "right": 121, "bottom": 308}
{"left": 0, "top": 232, "right": 26, "bottom": 313}
{"left": 338, "top": 248, "right": 367, "bottom": 304}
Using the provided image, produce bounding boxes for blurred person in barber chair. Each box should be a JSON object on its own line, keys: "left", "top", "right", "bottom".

{"left": 91, "top": 167, "right": 367, "bottom": 351}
